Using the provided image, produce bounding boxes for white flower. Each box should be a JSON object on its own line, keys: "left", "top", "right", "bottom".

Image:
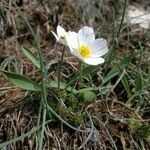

{"left": 66, "top": 26, "right": 109, "bottom": 65}
{"left": 51, "top": 25, "right": 67, "bottom": 45}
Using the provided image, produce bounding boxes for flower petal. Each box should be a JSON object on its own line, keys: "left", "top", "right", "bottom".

{"left": 66, "top": 31, "right": 83, "bottom": 59}
{"left": 66, "top": 31, "right": 78, "bottom": 49}
{"left": 83, "top": 57, "right": 105, "bottom": 65}
{"left": 51, "top": 31, "right": 67, "bottom": 45}
{"left": 70, "top": 48, "right": 83, "bottom": 60}
{"left": 90, "top": 38, "right": 109, "bottom": 57}
{"left": 51, "top": 31, "right": 59, "bottom": 41}
{"left": 77, "top": 26, "right": 95, "bottom": 45}
{"left": 57, "top": 25, "right": 66, "bottom": 38}
{"left": 90, "top": 38, "right": 108, "bottom": 57}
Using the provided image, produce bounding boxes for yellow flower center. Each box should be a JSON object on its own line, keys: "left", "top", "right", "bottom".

{"left": 78, "top": 44, "right": 91, "bottom": 58}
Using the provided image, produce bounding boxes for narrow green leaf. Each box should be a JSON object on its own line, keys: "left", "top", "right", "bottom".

{"left": 102, "top": 56, "right": 132, "bottom": 85}
{"left": 121, "top": 76, "right": 132, "bottom": 98}
{"left": 127, "top": 84, "right": 150, "bottom": 103}
{"left": 2, "top": 70, "right": 41, "bottom": 91}
{"left": 102, "top": 71, "right": 118, "bottom": 86}
{"left": 81, "top": 65, "right": 99, "bottom": 76}
{"left": 66, "top": 65, "right": 99, "bottom": 89}
{"left": 135, "top": 74, "right": 143, "bottom": 92}
{"left": 46, "top": 80, "right": 77, "bottom": 93}
{"left": 22, "top": 47, "right": 40, "bottom": 69}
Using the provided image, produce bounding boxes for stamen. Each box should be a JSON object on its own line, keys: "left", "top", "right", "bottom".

{"left": 78, "top": 44, "right": 91, "bottom": 58}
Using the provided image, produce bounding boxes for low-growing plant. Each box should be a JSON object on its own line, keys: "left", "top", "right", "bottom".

{"left": 0, "top": 1, "right": 109, "bottom": 149}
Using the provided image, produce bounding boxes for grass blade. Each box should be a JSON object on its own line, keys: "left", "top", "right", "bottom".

{"left": 22, "top": 47, "right": 40, "bottom": 69}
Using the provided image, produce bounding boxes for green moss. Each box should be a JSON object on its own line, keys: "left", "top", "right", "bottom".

{"left": 70, "top": 114, "right": 83, "bottom": 126}
{"left": 127, "top": 118, "right": 150, "bottom": 140}
{"left": 65, "top": 94, "right": 78, "bottom": 109}
{"left": 57, "top": 107, "right": 83, "bottom": 126}
{"left": 137, "top": 125, "right": 150, "bottom": 140}
{"left": 127, "top": 118, "right": 142, "bottom": 134}
{"left": 54, "top": 89, "right": 67, "bottom": 100}
{"left": 46, "top": 89, "right": 67, "bottom": 109}
{"left": 47, "top": 89, "right": 84, "bottom": 126}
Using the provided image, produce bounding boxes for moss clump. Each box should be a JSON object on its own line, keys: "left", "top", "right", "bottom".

{"left": 127, "top": 118, "right": 142, "bottom": 134}
{"left": 65, "top": 94, "right": 79, "bottom": 109}
{"left": 70, "top": 114, "right": 83, "bottom": 126}
{"left": 137, "top": 125, "right": 150, "bottom": 140}
{"left": 127, "top": 118, "right": 150, "bottom": 140}
{"left": 53, "top": 89, "right": 67, "bottom": 100}
{"left": 57, "top": 107, "right": 83, "bottom": 126}
{"left": 47, "top": 89, "right": 84, "bottom": 126}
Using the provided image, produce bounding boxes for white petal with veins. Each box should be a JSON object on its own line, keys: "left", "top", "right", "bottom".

{"left": 77, "top": 26, "right": 95, "bottom": 45}
{"left": 91, "top": 38, "right": 108, "bottom": 57}
{"left": 84, "top": 57, "right": 105, "bottom": 65}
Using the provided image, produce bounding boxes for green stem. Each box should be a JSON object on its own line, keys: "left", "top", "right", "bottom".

{"left": 71, "top": 61, "right": 82, "bottom": 92}
{"left": 58, "top": 48, "right": 65, "bottom": 89}
{"left": 79, "top": 110, "right": 94, "bottom": 149}
{"left": 39, "top": 108, "right": 47, "bottom": 150}
{"left": 36, "top": 28, "right": 48, "bottom": 150}
{"left": 79, "top": 61, "right": 83, "bottom": 76}
{"left": 117, "top": 0, "right": 127, "bottom": 39}
{"left": 36, "top": 101, "right": 42, "bottom": 150}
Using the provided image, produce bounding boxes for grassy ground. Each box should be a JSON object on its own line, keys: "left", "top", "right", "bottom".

{"left": 0, "top": 0, "right": 150, "bottom": 149}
